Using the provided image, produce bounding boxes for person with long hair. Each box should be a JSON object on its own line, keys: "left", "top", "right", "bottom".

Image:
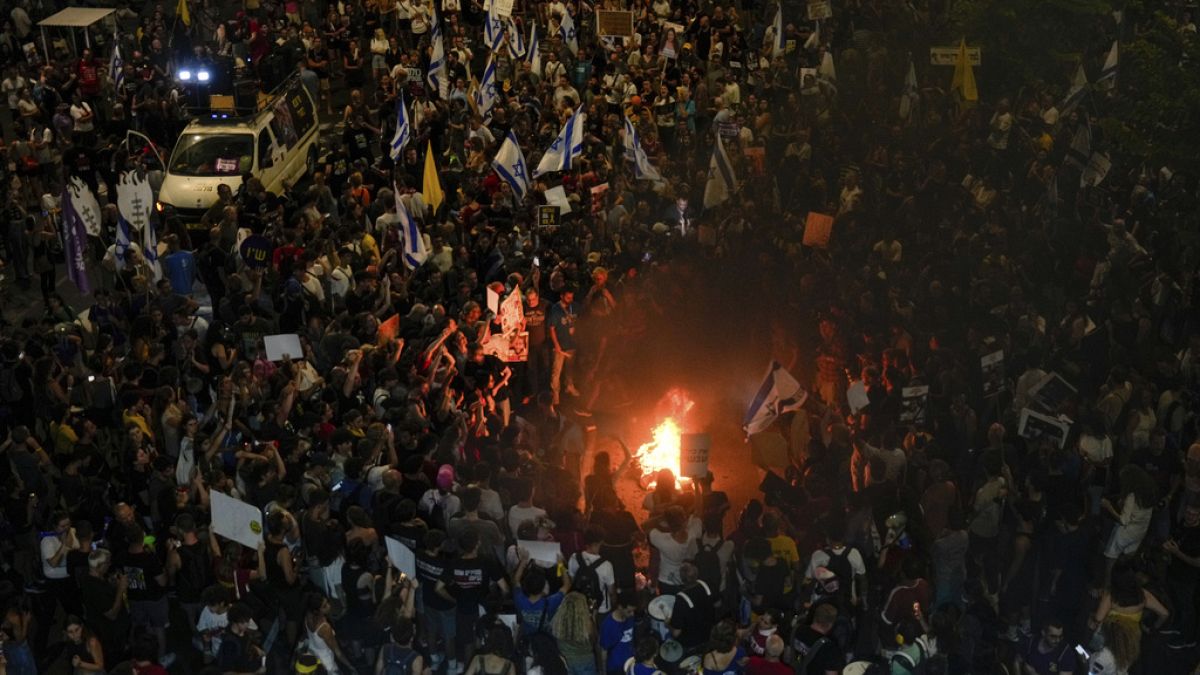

{"left": 551, "top": 592, "right": 598, "bottom": 675}
{"left": 463, "top": 624, "right": 517, "bottom": 675}
{"left": 701, "top": 620, "right": 748, "bottom": 675}
{"left": 583, "top": 447, "right": 631, "bottom": 515}
{"left": 303, "top": 592, "right": 355, "bottom": 675}
{"left": 62, "top": 615, "right": 105, "bottom": 673}
{"left": 1100, "top": 466, "right": 1157, "bottom": 588}
{"left": 1087, "top": 620, "right": 1140, "bottom": 675}
{"left": 1088, "top": 565, "right": 1169, "bottom": 662}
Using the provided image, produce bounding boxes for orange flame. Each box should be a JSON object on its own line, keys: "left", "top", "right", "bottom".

{"left": 634, "top": 388, "right": 695, "bottom": 482}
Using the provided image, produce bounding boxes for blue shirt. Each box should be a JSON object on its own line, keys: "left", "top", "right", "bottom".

{"left": 600, "top": 614, "right": 636, "bottom": 672}
{"left": 162, "top": 250, "right": 196, "bottom": 295}
{"left": 547, "top": 300, "right": 578, "bottom": 351}
{"left": 513, "top": 590, "right": 564, "bottom": 635}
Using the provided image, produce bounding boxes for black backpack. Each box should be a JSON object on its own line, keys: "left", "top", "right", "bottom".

{"left": 821, "top": 546, "right": 855, "bottom": 601}
{"left": 572, "top": 552, "right": 607, "bottom": 608}
{"left": 381, "top": 644, "right": 418, "bottom": 675}
{"left": 694, "top": 538, "right": 724, "bottom": 591}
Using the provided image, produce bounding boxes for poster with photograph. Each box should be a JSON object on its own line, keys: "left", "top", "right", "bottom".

{"left": 900, "top": 385, "right": 929, "bottom": 423}
{"left": 981, "top": 350, "right": 1005, "bottom": 397}
{"left": 1028, "top": 372, "right": 1077, "bottom": 413}
{"left": 1018, "top": 408, "right": 1072, "bottom": 449}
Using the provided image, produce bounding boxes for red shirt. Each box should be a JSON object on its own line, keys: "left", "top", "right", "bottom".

{"left": 746, "top": 657, "right": 791, "bottom": 675}
{"left": 77, "top": 58, "right": 100, "bottom": 95}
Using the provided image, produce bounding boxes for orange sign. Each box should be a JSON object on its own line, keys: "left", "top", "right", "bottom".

{"left": 802, "top": 211, "right": 834, "bottom": 248}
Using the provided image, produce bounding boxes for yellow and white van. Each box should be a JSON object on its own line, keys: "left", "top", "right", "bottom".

{"left": 157, "top": 77, "right": 320, "bottom": 226}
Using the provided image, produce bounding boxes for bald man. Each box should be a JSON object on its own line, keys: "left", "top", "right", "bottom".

{"left": 747, "top": 634, "right": 789, "bottom": 675}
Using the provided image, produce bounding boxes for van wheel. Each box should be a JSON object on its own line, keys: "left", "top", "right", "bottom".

{"left": 306, "top": 147, "right": 317, "bottom": 176}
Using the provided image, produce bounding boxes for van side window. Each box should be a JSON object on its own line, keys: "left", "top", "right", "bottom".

{"left": 258, "top": 129, "right": 275, "bottom": 169}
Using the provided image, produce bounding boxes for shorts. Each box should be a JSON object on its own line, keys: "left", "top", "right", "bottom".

{"left": 130, "top": 597, "right": 170, "bottom": 628}
{"left": 1104, "top": 526, "right": 1148, "bottom": 559}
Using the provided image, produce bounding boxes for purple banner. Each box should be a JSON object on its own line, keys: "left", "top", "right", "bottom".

{"left": 61, "top": 187, "right": 91, "bottom": 295}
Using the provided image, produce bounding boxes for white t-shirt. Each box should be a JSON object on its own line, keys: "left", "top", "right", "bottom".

{"left": 508, "top": 504, "right": 547, "bottom": 538}
{"left": 40, "top": 535, "right": 70, "bottom": 579}
{"left": 649, "top": 518, "right": 701, "bottom": 586}
{"left": 70, "top": 102, "right": 95, "bottom": 132}
{"left": 197, "top": 605, "right": 230, "bottom": 657}
{"left": 567, "top": 550, "right": 615, "bottom": 613}
{"left": 1079, "top": 434, "right": 1113, "bottom": 465}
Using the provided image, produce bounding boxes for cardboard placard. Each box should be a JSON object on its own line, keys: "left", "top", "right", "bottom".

{"left": 239, "top": 234, "right": 273, "bottom": 269}
{"left": 487, "top": 287, "right": 502, "bottom": 314}
{"left": 492, "top": 0, "right": 514, "bottom": 17}
{"left": 263, "top": 334, "right": 303, "bottom": 362}
{"left": 900, "top": 385, "right": 929, "bottom": 423}
{"left": 1018, "top": 408, "right": 1072, "bottom": 449}
{"left": 1028, "top": 372, "right": 1077, "bottom": 413}
{"left": 981, "top": 350, "right": 1005, "bottom": 397}
{"left": 681, "top": 433, "right": 711, "bottom": 478}
{"left": 596, "top": 10, "right": 634, "bottom": 36}
{"left": 802, "top": 212, "right": 835, "bottom": 248}
{"left": 544, "top": 186, "right": 572, "bottom": 213}
{"left": 385, "top": 537, "right": 418, "bottom": 578}
{"left": 211, "top": 491, "right": 264, "bottom": 550}
{"left": 538, "top": 205, "right": 561, "bottom": 227}
{"left": 806, "top": 1, "right": 833, "bottom": 20}
{"left": 847, "top": 380, "right": 870, "bottom": 414}
{"left": 517, "top": 539, "right": 562, "bottom": 565}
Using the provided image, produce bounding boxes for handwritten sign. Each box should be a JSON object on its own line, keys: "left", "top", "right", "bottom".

{"left": 538, "top": 205, "right": 561, "bottom": 227}
{"left": 806, "top": 1, "right": 833, "bottom": 20}
{"left": 518, "top": 539, "right": 561, "bottom": 565}
{"left": 802, "top": 212, "right": 835, "bottom": 248}
{"left": 493, "top": 0, "right": 514, "bottom": 17}
{"left": 211, "top": 491, "right": 264, "bottom": 550}
{"left": 930, "top": 46, "right": 981, "bottom": 66}
{"left": 681, "top": 433, "right": 711, "bottom": 478}
{"left": 215, "top": 158, "right": 240, "bottom": 174}
{"left": 596, "top": 10, "right": 634, "bottom": 37}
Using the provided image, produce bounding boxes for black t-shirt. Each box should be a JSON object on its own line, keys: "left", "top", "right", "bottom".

{"left": 753, "top": 559, "right": 789, "bottom": 608}
{"left": 790, "top": 625, "right": 843, "bottom": 674}
{"left": 669, "top": 582, "right": 715, "bottom": 649}
{"left": 441, "top": 554, "right": 503, "bottom": 610}
{"left": 116, "top": 549, "right": 165, "bottom": 601}
{"left": 217, "top": 630, "right": 261, "bottom": 672}
{"left": 417, "top": 549, "right": 455, "bottom": 611}
{"left": 174, "top": 541, "right": 212, "bottom": 603}
{"left": 1169, "top": 520, "right": 1200, "bottom": 584}
{"left": 343, "top": 126, "right": 373, "bottom": 163}
{"left": 307, "top": 47, "right": 330, "bottom": 78}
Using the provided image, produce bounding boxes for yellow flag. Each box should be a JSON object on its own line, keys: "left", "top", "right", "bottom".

{"left": 423, "top": 140, "right": 444, "bottom": 214}
{"left": 951, "top": 38, "right": 977, "bottom": 102}
{"left": 177, "top": 0, "right": 191, "bottom": 26}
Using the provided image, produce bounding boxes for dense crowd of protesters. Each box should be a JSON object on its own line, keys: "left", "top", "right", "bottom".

{"left": 0, "top": 0, "right": 1199, "bottom": 674}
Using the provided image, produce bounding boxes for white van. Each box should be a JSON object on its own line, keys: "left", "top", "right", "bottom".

{"left": 157, "top": 78, "right": 320, "bottom": 226}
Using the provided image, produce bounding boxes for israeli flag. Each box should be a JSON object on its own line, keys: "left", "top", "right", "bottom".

{"left": 534, "top": 106, "right": 585, "bottom": 177}
{"left": 622, "top": 116, "right": 662, "bottom": 182}
{"left": 1098, "top": 40, "right": 1118, "bottom": 90}
{"left": 899, "top": 60, "right": 919, "bottom": 120}
{"left": 507, "top": 19, "right": 527, "bottom": 59}
{"left": 770, "top": 4, "right": 785, "bottom": 58}
{"left": 493, "top": 132, "right": 531, "bottom": 199}
{"left": 427, "top": 11, "right": 448, "bottom": 99}
{"left": 526, "top": 22, "right": 541, "bottom": 76}
{"left": 558, "top": 10, "right": 578, "bottom": 56}
{"left": 389, "top": 91, "right": 412, "bottom": 161}
{"left": 744, "top": 361, "right": 808, "bottom": 435}
{"left": 485, "top": 5, "right": 505, "bottom": 52}
{"left": 395, "top": 187, "right": 429, "bottom": 270}
{"left": 110, "top": 37, "right": 124, "bottom": 91}
{"left": 702, "top": 135, "right": 737, "bottom": 208}
{"left": 474, "top": 57, "right": 499, "bottom": 120}
{"left": 1060, "top": 64, "right": 1088, "bottom": 119}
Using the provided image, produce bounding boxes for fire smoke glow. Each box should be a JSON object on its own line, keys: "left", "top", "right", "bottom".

{"left": 634, "top": 388, "right": 695, "bottom": 482}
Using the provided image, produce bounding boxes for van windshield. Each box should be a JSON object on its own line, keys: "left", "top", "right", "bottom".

{"left": 169, "top": 133, "right": 254, "bottom": 176}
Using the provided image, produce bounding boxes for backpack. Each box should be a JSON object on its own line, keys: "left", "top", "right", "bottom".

{"left": 795, "top": 635, "right": 831, "bottom": 675}
{"left": 0, "top": 367, "right": 23, "bottom": 404}
{"left": 694, "top": 538, "right": 724, "bottom": 591}
{"left": 331, "top": 481, "right": 366, "bottom": 521}
{"left": 572, "top": 552, "right": 607, "bottom": 608}
{"left": 381, "top": 644, "right": 418, "bottom": 675}
{"left": 821, "top": 546, "right": 855, "bottom": 601}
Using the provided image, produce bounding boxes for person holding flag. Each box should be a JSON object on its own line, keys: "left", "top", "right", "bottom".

{"left": 623, "top": 116, "right": 663, "bottom": 182}
{"left": 703, "top": 135, "right": 737, "bottom": 209}
{"left": 390, "top": 91, "right": 412, "bottom": 162}
{"left": 474, "top": 57, "right": 499, "bottom": 121}
{"left": 394, "top": 188, "right": 429, "bottom": 270}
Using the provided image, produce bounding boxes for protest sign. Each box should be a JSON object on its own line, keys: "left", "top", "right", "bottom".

{"left": 211, "top": 491, "right": 264, "bottom": 550}
{"left": 518, "top": 540, "right": 561, "bottom": 565}
{"left": 487, "top": 287, "right": 501, "bottom": 314}
{"left": 385, "top": 537, "right": 417, "bottom": 577}
{"left": 264, "top": 334, "right": 303, "bottom": 362}
{"left": 930, "top": 46, "right": 981, "bottom": 66}
{"left": 1018, "top": 409, "right": 1072, "bottom": 449}
{"left": 803, "top": 212, "right": 835, "bottom": 247}
{"left": 378, "top": 314, "right": 400, "bottom": 343}
{"left": 538, "top": 205, "right": 561, "bottom": 227}
{"left": 544, "top": 186, "right": 572, "bottom": 213}
{"left": 900, "top": 385, "right": 929, "bottom": 423}
{"left": 681, "top": 433, "right": 711, "bottom": 478}
{"left": 1029, "top": 372, "right": 1077, "bottom": 413}
{"left": 239, "top": 234, "right": 273, "bottom": 269}
{"left": 981, "top": 350, "right": 1005, "bottom": 397}
{"left": 847, "top": 380, "right": 870, "bottom": 413}
{"left": 597, "top": 10, "right": 634, "bottom": 36}
{"left": 807, "top": 1, "right": 833, "bottom": 20}
{"left": 492, "top": 0, "right": 514, "bottom": 17}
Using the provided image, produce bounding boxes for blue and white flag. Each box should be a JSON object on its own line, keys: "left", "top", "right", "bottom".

{"left": 484, "top": 5, "right": 505, "bottom": 52}
{"left": 526, "top": 21, "right": 542, "bottom": 76}
{"left": 899, "top": 59, "right": 919, "bottom": 120}
{"left": 109, "top": 36, "right": 124, "bottom": 91}
{"left": 1059, "top": 63, "right": 1088, "bottom": 120}
{"left": 744, "top": 361, "right": 807, "bottom": 435}
{"left": 389, "top": 91, "right": 412, "bottom": 161}
{"left": 474, "top": 57, "right": 499, "bottom": 120}
{"left": 1098, "top": 40, "right": 1118, "bottom": 90}
{"left": 622, "top": 116, "right": 662, "bottom": 182}
{"left": 427, "top": 11, "right": 448, "bottom": 99}
{"left": 703, "top": 135, "right": 737, "bottom": 208}
{"left": 507, "top": 19, "right": 527, "bottom": 59}
{"left": 492, "top": 132, "right": 531, "bottom": 199}
{"left": 534, "top": 106, "right": 585, "bottom": 177}
{"left": 558, "top": 9, "right": 578, "bottom": 56}
{"left": 1065, "top": 121, "right": 1091, "bottom": 171}
{"left": 395, "top": 187, "right": 429, "bottom": 270}
{"left": 770, "top": 4, "right": 785, "bottom": 59}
